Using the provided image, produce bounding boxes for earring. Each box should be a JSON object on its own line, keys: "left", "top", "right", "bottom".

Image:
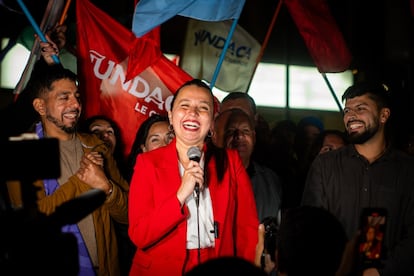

{"left": 168, "top": 124, "right": 174, "bottom": 133}
{"left": 207, "top": 130, "right": 213, "bottom": 138}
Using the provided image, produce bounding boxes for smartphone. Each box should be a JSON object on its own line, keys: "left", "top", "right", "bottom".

{"left": 358, "top": 208, "right": 387, "bottom": 270}
{"left": 260, "top": 216, "right": 278, "bottom": 269}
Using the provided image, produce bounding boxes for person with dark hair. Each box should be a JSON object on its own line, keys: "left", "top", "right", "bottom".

{"left": 81, "top": 114, "right": 172, "bottom": 275}
{"left": 79, "top": 115, "right": 127, "bottom": 175}
{"left": 294, "top": 116, "right": 325, "bottom": 162}
{"left": 212, "top": 109, "right": 233, "bottom": 148}
{"left": 220, "top": 92, "right": 272, "bottom": 168}
{"left": 220, "top": 92, "right": 257, "bottom": 121}
{"left": 126, "top": 113, "right": 172, "bottom": 182}
{"left": 316, "top": 129, "right": 348, "bottom": 155}
{"left": 255, "top": 205, "right": 348, "bottom": 276}
{"left": 7, "top": 60, "right": 129, "bottom": 275}
{"left": 78, "top": 115, "right": 133, "bottom": 276}
{"left": 301, "top": 81, "right": 414, "bottom": 276}
{"left": 305, "top": 129, "right": 348, "bottom": 165}
{"left": 222, "top": 108, "right": 283, "bottom": 222}
{"left": 128, "top": 79, "right": 259, "bottom": 275}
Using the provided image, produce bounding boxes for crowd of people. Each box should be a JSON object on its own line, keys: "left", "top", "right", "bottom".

{"left": 1, "top": 24, "right": 414, "bottom": 276}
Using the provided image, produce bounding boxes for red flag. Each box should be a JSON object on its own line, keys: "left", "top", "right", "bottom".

{"left": 125, "top": 25, "right": 162, "bottom": 82}
{"left": 76, "top": 0, "right": 192, "bottom": 157}
{"left": 283, "top": 0, "right": 352, "bottom": 73}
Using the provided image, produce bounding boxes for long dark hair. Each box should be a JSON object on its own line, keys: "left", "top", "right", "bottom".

{"left": 126, "top": 114, "right": 169, "bottom": 182}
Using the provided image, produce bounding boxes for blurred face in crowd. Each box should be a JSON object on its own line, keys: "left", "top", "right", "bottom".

{"left": 212, "top": 109, "right": 232, "bottom": 148}
{"left": 220, "top": 98, "right": 256, "bottom": 123}
{"left": 300, "top": 125, "right": 321, "bottom": 147}
{"left": 88, "top": 118, "right": 117, "bottom": 153}
{"left": 141, "top": 121, "right": 173, "bottom": 152}
{"left": 319, "top": 133, "right": 346, "bottom": 154}
{"left": 224, "top": 110, "right": 256, "bottom": 168}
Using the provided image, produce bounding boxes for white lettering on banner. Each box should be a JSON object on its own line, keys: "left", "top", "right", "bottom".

{"left": 143, "top": 86, "right": 163, "bottom": 110}
{"left": 134, "top": 102, "right": 148, "bottom": 115}
{"left": 90, "top": 50, "right": 116, "bottom": 79}
{"left": 149, "top": 110, "right": 159, "bottom": 116}
{"left": 89, "top": 50, "right": 171, "bottom": 112}
{"left": 193, "top": 30, "right": 252, "bottom": 59}
{"left": 215, "top": 52, "right": 248, "bottom": 66}
{"left": 164, "top": 95, "right": 173, "bottom": 112}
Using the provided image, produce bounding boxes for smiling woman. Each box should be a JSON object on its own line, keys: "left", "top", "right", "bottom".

{"left": 128, "top": 78, "right": 259, "bottom": 276}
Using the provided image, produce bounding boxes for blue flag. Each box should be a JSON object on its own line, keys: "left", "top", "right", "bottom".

{"left": 132, "top": 0, "right": 246, "bottom": 37}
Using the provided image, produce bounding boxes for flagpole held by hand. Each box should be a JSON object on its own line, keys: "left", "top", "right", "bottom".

{"left": 16, "top": 0, "right": 60, "bottom": 64}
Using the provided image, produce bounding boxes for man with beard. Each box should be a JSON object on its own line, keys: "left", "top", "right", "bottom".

{"left": 7, "top": 60, "right": 129, "bottom": 276}
{"left": 301, "top": 82, "right": 414, "bottom": 276}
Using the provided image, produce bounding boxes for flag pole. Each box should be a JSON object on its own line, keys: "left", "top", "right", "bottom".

{"left": 16, "top": 0, "right": 60, "bottom": 64}
{"left": 209, "top": 0, "right": 246, "bottom": 90}
{"left": 209, "top": 18, "right": 239, "bottom": 90}
{"left": 321, "top": 73, "right": 344, "bottom": 115}
{"left": 246, "top": 0, "right": 283, "bottom": 93}
{"left": 59, "top": 0, "right": 72, "bottom": 25}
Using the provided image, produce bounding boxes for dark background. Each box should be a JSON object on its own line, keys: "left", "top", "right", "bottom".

{"left": 1, "top": 0, "right": 413, "bottom": 136}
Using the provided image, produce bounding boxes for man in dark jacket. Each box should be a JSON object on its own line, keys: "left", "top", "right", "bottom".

{"left": 302, "top": 82, "right": 414, "bottom": 276}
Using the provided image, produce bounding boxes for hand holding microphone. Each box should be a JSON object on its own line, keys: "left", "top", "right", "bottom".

{"left": 187, "top": 147, "right": 202, "bottom": 207}
{"left": 176, "top": 146, "right": 204, "bottom": 206}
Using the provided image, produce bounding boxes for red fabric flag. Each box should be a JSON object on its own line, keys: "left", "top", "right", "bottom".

{"left": 76, "top": 0, "right": 192, "bottom": 157}
{"left": 283, "top": 0, "right": 352, "bottom": 73}
{"left": 125, "top": 25, "right": 162, "bottom": 81}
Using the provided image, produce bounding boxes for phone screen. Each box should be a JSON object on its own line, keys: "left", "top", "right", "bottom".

{"left": 358, "top": 208, "right": 387, "bottom": 269}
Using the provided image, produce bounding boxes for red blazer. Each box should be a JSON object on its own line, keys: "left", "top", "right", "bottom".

{"left": 128, "top": 140, "right": 259, "bottom": 275}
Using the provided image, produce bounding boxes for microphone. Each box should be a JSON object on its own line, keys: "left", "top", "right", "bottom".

{"left": 187, "top": 146, "right": 202, "bottom": 264}
{"left": 187, "top": 146, "right": 202, "bottom": 207}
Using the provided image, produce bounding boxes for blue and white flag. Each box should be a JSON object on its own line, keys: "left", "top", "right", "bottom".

{"left": 132, "top": 0, "right": 246, "bottom": 37}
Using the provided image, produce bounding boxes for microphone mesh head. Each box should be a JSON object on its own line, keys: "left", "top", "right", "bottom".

{"left": 187, "top": 146, "right": 201, "bottom": 162}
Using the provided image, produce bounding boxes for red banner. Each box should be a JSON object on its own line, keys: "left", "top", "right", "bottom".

{"left": 76, "top": 0, "right": 192, "bottom": 157}
{"left": 284, "top": 0, "right": 352, "bottom": 73}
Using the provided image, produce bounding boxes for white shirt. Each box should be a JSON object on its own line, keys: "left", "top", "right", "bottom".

{"left": 179, "top": 158, "right": 215, "bottom": 249}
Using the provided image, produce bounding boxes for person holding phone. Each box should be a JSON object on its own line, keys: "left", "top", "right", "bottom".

{"left": 301, "top": 81, "right": 414, "bottom": 276}
{"left": 360, "top": 225, "right": 383, "bottom": 260}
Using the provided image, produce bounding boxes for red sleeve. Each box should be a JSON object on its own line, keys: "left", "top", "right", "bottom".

{"left": 229, "top": 150, "right": 259, "bottom": 261}
{"left": 128, "top": 152, "right": 188, "bottom": 249}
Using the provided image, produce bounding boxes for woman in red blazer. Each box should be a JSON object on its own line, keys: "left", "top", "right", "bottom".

{"left": 128, "top": 79, "right": 259, "bottom": 275}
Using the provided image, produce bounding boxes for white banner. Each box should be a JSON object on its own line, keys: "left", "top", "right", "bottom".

{"left": 180, "top": 19, "right": 261, "bottom": 92}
